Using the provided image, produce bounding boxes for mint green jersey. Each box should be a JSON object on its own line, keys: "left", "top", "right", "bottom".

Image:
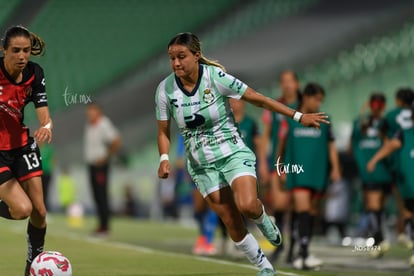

{"left": 155, "top": 64, "right": 248, "bottom": 165}
{"left": 351, "top": 116, "right": 391, "bottom": 184}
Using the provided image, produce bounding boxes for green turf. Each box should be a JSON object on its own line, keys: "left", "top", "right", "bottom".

{"left": 0, "top": 215, "right": 410, "bottom": 275}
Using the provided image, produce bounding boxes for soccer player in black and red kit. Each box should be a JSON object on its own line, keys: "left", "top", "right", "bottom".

{"left": 0, "top": 25, "right": 51, "bottom": 275}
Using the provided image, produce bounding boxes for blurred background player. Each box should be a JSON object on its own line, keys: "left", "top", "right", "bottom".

{"left": 0, "top": 25, "right": 50, "bottom": 275}
{"left": 349, "top": 93, "right": 391, "bottom": 257}
{"left": 261, "top": 70, "right": 301, "bottom": 263}
{"left": 381, "top": 88, "right": 414, "bottom": 248}
{"left": 156, "top": 32, "right": 328, "bottom": 276}
{"left": 39, "top": 141, "right": 54, "bottom": 211}
{"left": 84, "top": 103, "right": 122, "bottom": 236}
{"left": 278, "top": 83, "right": 341, "bottom": 270}
{"left": 367, "top": 106, "right": 414, "bottom": 268}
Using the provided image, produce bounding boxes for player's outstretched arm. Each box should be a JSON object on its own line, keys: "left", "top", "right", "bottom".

{"left": 157, "top": 120, "right": 171, "bottom": 179}
{"left": 34, "top": 106, "right": 52, "bottom": 143}
{"left": 241, "top": 87, "right": 329, "bottom": 128}
{"left": 367, "top": 138, "right": 401, "bottom": 172}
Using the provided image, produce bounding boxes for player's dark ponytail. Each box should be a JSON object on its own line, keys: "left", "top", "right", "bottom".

{"left": 168, "top": 32, "right": 226, "bottom": 71}
{"left": 1, "top": 25, "right": 45, "bottom": 56}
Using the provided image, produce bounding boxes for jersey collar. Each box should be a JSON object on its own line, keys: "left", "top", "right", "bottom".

{"left": 175, "top": 64, "right": 203, "bottom": 97}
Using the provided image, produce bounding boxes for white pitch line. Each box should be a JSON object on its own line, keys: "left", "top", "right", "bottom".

{"left": 7, "top": 225, "right": 301, "bottom": 276}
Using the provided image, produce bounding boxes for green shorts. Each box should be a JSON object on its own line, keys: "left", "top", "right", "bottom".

{"left": 187, "top": 148, "right": 257, "bottom": 197}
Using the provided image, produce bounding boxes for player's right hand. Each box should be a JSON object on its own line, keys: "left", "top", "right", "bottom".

{"left": 158, "top": 160, "right": 170, "bottom": 178}
{"left": 300, "top": 112, "right": 329, "bottom": 128}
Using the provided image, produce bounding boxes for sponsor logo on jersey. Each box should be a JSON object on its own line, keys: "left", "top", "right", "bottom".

{"left": 293, "top": 128, "right": 321, "bottom": 138}
{"left": 203, "top": 88, "right": 214, "bottom": 104}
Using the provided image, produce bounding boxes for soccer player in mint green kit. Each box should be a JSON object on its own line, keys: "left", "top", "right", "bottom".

{"left": 350, "top": 93, "right": 391, "bottom": 257}
{"left": 278, "top": 83, "right": 341, "bottom": 270}
{"left": 155, "top": 33, "right": 328, "bottom": 276}
{"left": 367, "top": 106, "right": 414, "bottom": 268}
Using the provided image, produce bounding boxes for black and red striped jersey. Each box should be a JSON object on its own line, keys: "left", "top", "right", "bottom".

{"left": 0, "top": 57, "right": 48, "bottom": 150}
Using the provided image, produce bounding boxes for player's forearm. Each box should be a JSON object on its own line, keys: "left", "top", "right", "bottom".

{"left": 371, "top": 139, "right": 400, "bottom": 163}
{"left": 158, "top": 131, "right": 170, "bottom": 156}
{"left": 329, "top": 142, "right": 341, "bottom": 173}
{"left": 243, "top": 88, "right": 295, "bottom": 118}
{"left": 108, "top": 137, "right": 121, "bottom": 157}
{"left": 35, "top": 106, "right": 52, "bottom": 128}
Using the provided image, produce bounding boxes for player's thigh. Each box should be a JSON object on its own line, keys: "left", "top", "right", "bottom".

{"left": 270, "top": 173, "right": 291, "bottom": 210}
{"left": 0, "top": 178, "right": 32, "bottom": 216}
{"left": 364, "top": 189, "right": 383, "bottom": 210}
{"left": 292, "top": 188, "right": 312, "bottom": 212}
{"left": 21, "top": 176, "right": 46, "bottom": 217}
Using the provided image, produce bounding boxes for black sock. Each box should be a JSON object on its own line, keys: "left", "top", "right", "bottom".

{"left": 0, "top": 201, "right": 12, "bottom": 219}
{"left": 288, "top": 211, "right": 297, "bottom": 257}
{"left": 309, "top": 215, "right": 316, "bottom": 241}
{"left": 404, "top": 218, "right": 414, "bottom": 241}
{"left": 297, "top": 212, "right": 312, "bottom": 259}
{"left": 368, "top": 210, "right": 384, "bottom": 245}
{"left": 26, "top": 221, "right": 46, "bottom": 269}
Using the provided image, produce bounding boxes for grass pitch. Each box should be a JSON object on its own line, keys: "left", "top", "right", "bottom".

{"left": 0, "top": 215, "right": 411, "bottom": 275}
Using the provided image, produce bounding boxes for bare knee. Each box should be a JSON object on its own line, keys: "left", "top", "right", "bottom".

{"left": 10, "top": 202, "right": 32, "bottom": 220}
{"left": 237, "top": 198, "right": 261, "bottom": 219}
{"left": 31, "top": 203, "right": 47, "bottom": 225}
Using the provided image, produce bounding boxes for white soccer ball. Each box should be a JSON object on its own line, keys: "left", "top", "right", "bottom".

{"left": 30, "top": 251, "right": 72, "bottom": 276}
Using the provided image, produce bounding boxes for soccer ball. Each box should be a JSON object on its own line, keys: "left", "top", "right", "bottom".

{"left": 30, "top": 251, "right": 72, "bottom": 276}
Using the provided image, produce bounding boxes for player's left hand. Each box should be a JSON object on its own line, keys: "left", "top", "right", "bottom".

{"left": 300, "top": 112, "right": 329, "bottom": 128}
{"left": 330, "top": 168, "right": 341, "bottom": 182}
{"left": 34, "top": 127, "right": 52, "bottom": 143}
{"left": 366, "top": 160, "right": 376, "bottom": 173}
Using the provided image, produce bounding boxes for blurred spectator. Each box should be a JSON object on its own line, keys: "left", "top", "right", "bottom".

{"left": 57, "top": 167, "right": 76, "bottom": 211}
{"left": 84, "top": 103, "right": 121, "bottom": 236}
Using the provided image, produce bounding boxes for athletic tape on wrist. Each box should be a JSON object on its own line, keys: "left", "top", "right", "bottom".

{"left": 160, "top": 154, "right": 169, "bottom": 163}
{"left": 293, "top": 111, "right": 303, "bottom": 123}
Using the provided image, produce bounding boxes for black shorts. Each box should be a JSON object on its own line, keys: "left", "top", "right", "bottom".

{"left": 0, "top": 138, "right": 43, "bottom": 184}
{"left": 362, "top": 182, "right": 392, "bottom": 194}
{"left": 404, "top": 199, "right": 414, "bottom": 212}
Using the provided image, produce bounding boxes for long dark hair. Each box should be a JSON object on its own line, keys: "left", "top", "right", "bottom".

{"left": 297, "top": 82, "right": 324, "bottom": 110}
{"left": 1, "top": 25, "right": 45, "bottom": 56}
{"left": 168, "top": 32, "right": 225, "bottom": 71}
{"left": 396, "top": 87, "right": 414, "bottom": 107}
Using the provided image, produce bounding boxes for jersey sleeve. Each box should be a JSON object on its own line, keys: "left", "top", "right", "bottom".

{"left": 210, "top": 66, "right": 248, "bottom": 99}
{"left": 393, "top": 129, "right": 403, "bottom": 143}
{"left": 327, "top": 123, "right": 335, "bottom": 141}
{"left": 155, "top": 81, "right": 170, "bottom": 121}
{"left": 31, "top": 64, "right": 48, "bottom": 108}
